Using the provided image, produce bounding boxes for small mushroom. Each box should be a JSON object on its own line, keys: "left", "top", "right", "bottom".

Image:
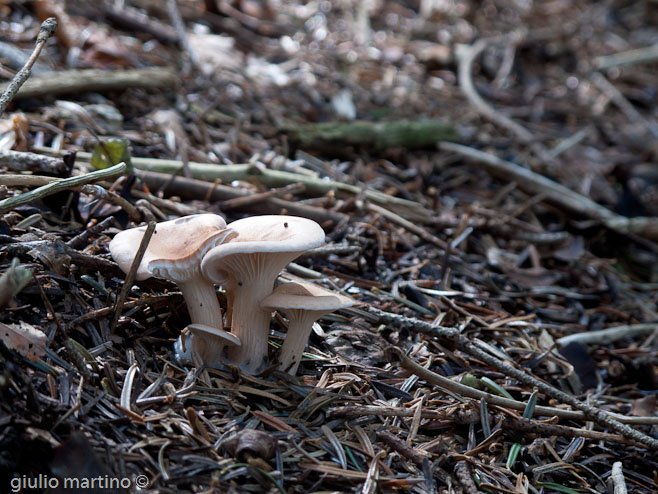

{"left": 182, "top": 323, "right": 241, "bottom": 363}
{"left": 201, "top": 215, "right": 325, "bottom": 372}
{"left": 261, "top": 281, "right": 354, "bottom": 375}
{"left": 109, "top": 214, "right": 237, "bottom": 364}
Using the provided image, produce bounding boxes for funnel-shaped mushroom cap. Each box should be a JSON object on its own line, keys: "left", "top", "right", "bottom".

{"left": 261, "top": 282, "right": 354, "bottom": 313}
{"left": 109, "top": 214, "right": 234, "bottom": 282}
{"left": 262, "top": 281, "right": 354, "bottom": 375}
{"left": 186, "top": 323, "right": 242, "bottom": 347}
{"left": 110, "top": 214, "right": 237, "bottom": 366}
{"left": 201, "top": 215, "right": 326, "bottom": 284}
{"left": 200, "top": 215, "right": 325, "bottom": 372}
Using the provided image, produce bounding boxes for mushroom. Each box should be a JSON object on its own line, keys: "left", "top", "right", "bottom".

{"left": 261, "top": 281, "right": 354, "bottom": 375}
{"left": 109, "top": 214, "right": 238, "bottom": 363}
{"left": 182, "top": 324, "right": 241, "bottom": 363}
{"left": 201, "top": 215, "right": 325, "bottom": 372}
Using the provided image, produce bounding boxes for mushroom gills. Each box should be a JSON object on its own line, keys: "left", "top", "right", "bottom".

{"left": 200, "top": 215, "right": 326, "bottom": 373}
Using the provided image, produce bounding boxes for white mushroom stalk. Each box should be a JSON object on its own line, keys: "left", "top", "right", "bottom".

{"left": 201, "top": 215, "right": 325, "bottom": 373}
{"left": 109, "top": 214, "right": 237, "bottom": 365}
{"left": 261, "top": 281, "right": 354, "bottom": 375}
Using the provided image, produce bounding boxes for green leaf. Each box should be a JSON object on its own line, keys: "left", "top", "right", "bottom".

{"left": 90, "top": 138, "right": 131, "bottom": 170}
{"left": 522, "top": 390, "right": 539, "bottom": 419}
{"left": 460, "top": 373, "right": 480, "bottom": 389}
{"left": 480, "top": 376, "right": 514, "bottom": 399}
{"left": 507, "top": 391, "right": 540, "bottom": 470}
{"left": 506, "top": 442, "right": 521, "bottom": 470}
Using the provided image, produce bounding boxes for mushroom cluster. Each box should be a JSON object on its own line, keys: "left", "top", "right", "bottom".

{"left": 110, "top": 213, "right": 354, "bottom": 374}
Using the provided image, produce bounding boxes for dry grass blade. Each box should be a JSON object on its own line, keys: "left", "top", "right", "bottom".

{"left": 120, "top": 362, "right": 139, "bottom": 411}
{"left": 110, "top": 220, "right": 156, "bottom": 332}
{"left": 321, "top": 425, "right": 347, "bottom": 470}
{"left": 360, "top": 451, "right": 385, "bottom": 494}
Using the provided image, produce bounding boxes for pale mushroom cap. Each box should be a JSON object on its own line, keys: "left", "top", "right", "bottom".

{"left": 110, "top": 214, "right": 233, "bottom": 282}
{"left": 261, "top": 282, "right": 354, "bottom": 312}
{"left": 201, "top": 215, "right": 325, "bottom": 284}
{"left": 185, "top": 324, "right": 242, "bottom": 347}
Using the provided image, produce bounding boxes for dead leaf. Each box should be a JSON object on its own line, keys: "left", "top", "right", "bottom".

{"left": 79, "top": 28, "right": 143, "bottom": 68}
{"left": 630, "top": 395, "right": 657, "bottom": 417}
{"left": 0, "top": 321, "right": 47, "bottom": 361}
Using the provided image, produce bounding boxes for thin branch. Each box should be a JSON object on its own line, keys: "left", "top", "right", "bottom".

{"left": 110, "top": 221, "right": 156, "bottom": 333}
{"left": 371, "top": 307, "right": 658, "bottom": 450}
{"left": 0, "top": 149, "right": 68, "bottom": 175}
{"left": 611, "top": 462, "right": 627, "bottom": 494}
{"left": 37, "top": 149, "right": 429, "bottom": 223}
{"left": 367, "top": 203, "right": 448, "bottom": 249}
{"left": 456, "top": 35, "right": 534, "bottom": 143}
{"left": 557, "top": 323, "right": 658, "bottom": 347}
{"left": 590, "top": 71, "right": 658, "bottom": 138}
{"left": 594, "top": 43, "right": 658, "bottom": 70}
{"left": 0, "top": 67, "right": 177, "bottom": 100}
{"left": 330, "top": 405, "right": 642, "bottom": 446}
{"left": 66, "top": 216, "right": 117, "bottom": 249}
{"left": 0, "top": 17, "right": 57, "bottom": 115}
{"left": 166, "top": 0, "right": 200, "bottom": 70}
{"left": 80, "top": 184, "right": 142, "bottom": 222}
{"left": 70, "top": 293, "right": 182, "bottom": 327}
{"left": 385, "top": 346, "right": 598, "bottom": 422}
{"left": 0, "top": 175, "right": 58, "bottom": 187}
{"left": 0, "top": 162, "right": 127, "bottom": 214}
{"left": 439, "top": 142, "right": 658, "bottom": 240}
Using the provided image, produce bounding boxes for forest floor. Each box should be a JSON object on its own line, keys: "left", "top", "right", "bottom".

{"left": 1, "top": 1, "right": 658, "bottom": 493}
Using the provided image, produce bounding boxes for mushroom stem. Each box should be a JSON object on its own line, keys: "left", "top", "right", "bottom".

{"left": 178, "top": 277, "right": 223, "bottom": 328}
{"left": 278, "top": 310, "right": 322, "bottom": 375}
{"left": 227, "top": 283, "right": 274, "bottom": 373}
{"left": 187, "top": 332, "right": 223, "bottom": 365}
{"left": 176, "top": 278, "right": 230, "bottom": 366}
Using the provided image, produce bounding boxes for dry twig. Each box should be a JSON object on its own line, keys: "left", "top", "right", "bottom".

{"left": 109, "top": 221, "right": 156, "bottom": 332}
{"left": 439, "top": 142, "right": 658, "bottom": 239}
{"left": 0, "top": 162, "right": 127, "bottom": 214}
{"left": 456, "top": 35, "right": 533, "bottom": 143}
{"left": 0, "top": 67, "right": 177, "bottom": 99}
{"left": 373, "top": 309, "right": 658, "bottom": 450}
{"left": 0, "top": 17, "right": 57, "bottom": 114}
